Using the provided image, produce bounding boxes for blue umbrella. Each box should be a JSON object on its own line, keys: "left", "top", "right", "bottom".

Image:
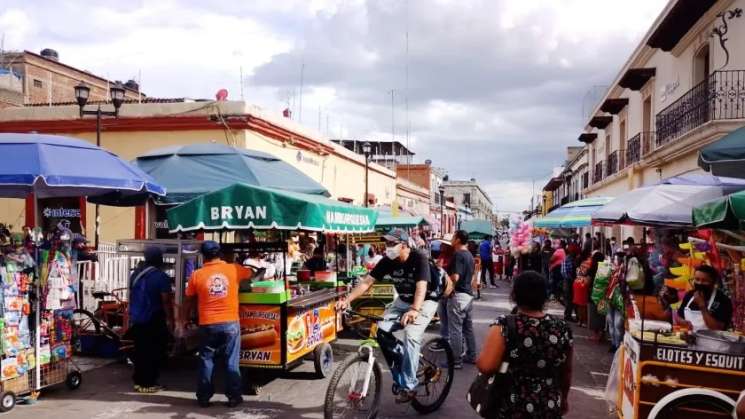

{"left": 0, "top": 133, "right": 166, "bottom": 200}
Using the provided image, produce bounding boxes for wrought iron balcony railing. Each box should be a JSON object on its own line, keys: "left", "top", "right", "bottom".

{"left": 607, "top": 151, "right": 619, "bottom": 176}
{"left": 626, "top": 131, "right": 657, "bottom": 166}
{"left": 656, "top": 70, "right": 745, "bottom": 147}
{"left": 593, "top": 161, "right": 604, "bottom": 184}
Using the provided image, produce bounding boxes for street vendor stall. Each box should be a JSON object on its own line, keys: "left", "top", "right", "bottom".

{"left": 460, "top": 218, "right": 494, "bottom": 240}
{"left": 587, "top": 174, "right": 745, "bottom": 418}
{"left": 167, "top": 182, "right": 377, "bottom": 377}
{"left": 0, "top": 133, "right": 166, "bottom": 411}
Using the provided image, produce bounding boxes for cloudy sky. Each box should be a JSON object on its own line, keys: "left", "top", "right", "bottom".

{"left": 2, "top": 0, "right": 668, "bottom": 213}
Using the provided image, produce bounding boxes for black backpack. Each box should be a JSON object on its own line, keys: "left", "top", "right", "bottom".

{"left": 426, "top": 258, "right": 448, "bottom": 301}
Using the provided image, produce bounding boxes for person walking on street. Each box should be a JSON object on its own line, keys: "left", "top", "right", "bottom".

{"left": 541, "top": 240, "right": 553, "bottom": 279}
{"left": 447, "top": 230, "right": 478, "bottom": 369}
{"left": 582, "top": 232, "right": 592, "bottom": 255}
{"left": 548, "top": 241, "right": 566, "bottom": 301}
{"left": 128, "top": 246, "right": 173, "bottom": 394}
{"left": 479, "top": 235, "right": 495, "bottom": 288}
{"left": 435, "top": 239, "right": 455, "bottom": 343}
{"left": 184, "top": 241, "right": 255, "bottom": 408}
{"left": 561, "top": 241, "right": 576, "bottom": 322}
{"left": 476, "top": 271, "right": 574, "bottom": 418}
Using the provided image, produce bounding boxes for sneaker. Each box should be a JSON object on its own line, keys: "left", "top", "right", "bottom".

{"left": 453, "top": 362, "right": 463, "bottom": 370}
{"left": 395, "top": 390, "right": 416, "bottom": 404}
{"left": 135, "top": 386, "right": 160, "bottom": 394}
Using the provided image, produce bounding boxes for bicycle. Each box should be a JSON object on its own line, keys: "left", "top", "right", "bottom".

{"left": 72, "top": 288, "right": 132, "bottom": 355}
{"left": 324, "top": 309, "right": 455, "bottom": 419}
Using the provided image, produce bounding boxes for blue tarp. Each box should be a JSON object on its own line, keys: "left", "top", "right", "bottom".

{"left": 134, "top": 143, "right": 330, "bottom": 204}
{"left": 0, "top": 133, "right": 166, "bottom": 200}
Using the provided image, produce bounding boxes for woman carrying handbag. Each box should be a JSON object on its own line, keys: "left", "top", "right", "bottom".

{"left": 468, "top": 271, "right": 574, "bottom": 418}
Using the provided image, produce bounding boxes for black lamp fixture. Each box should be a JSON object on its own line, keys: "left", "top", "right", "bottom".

{"left": 74, "top": 80, "right": 128, "bottom": 250}
{"left": 363, "top": 142, "right": 372, "bottom": 207}
{"left": 74, "top": 80, "right": 126, "bottom": 117}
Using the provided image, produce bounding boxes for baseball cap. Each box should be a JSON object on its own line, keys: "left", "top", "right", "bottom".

{"left": 382, "top": 228, "right": 410, "bottom": 244}
{"left": 201, "top": 240, "right": 221, "bottom": 258}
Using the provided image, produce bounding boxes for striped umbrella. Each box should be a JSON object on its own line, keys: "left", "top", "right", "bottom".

{"left": 534, "top": 197, "right": 614, "bottom": 229}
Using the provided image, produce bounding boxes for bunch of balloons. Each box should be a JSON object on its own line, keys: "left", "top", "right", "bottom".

{"left": 510, "top": 220, "right": 534, "bottom": 257}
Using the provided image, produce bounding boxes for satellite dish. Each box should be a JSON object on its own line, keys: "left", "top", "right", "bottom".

{"left": 216, "top": 89, "right": 229, "bottom": 101}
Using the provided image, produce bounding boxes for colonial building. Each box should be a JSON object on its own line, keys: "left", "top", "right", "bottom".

{"left": 443, "top": 179, "right": 494, "bottom": 221}
{"left": 331, "top": 140, "right": 414, "bottom": 171}
{"left": 396, "top": 162, "right": 454, "bottom": 236}
{"left": 395, "top": 177, "right": 430, "bottom": 217}
{"left": 0, "top": 101, "right": 397, "bottom": 242}
{"left": 0, "top": 49, "right": 142, "bottom": 108}
{"left": 542, "top": 146, "right": 589, "bottom": 215}
{"left": 541, "top": 0, "right": 745, "bottom": 239}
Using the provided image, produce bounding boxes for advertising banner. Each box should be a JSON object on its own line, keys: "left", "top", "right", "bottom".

{"left": 239, "top": 305, "right": 281, "bottom": 366}
{"left": 286, "top": 301, "right": 336, "bottom": 363}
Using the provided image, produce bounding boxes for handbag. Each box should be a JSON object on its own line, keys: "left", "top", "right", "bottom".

{"left": 467, "top": 315, "right": 517, "bottom": 418}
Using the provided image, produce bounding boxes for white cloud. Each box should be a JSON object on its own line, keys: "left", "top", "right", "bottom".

{"left": 0, "top": 0, "right": 668, "bottom": 212}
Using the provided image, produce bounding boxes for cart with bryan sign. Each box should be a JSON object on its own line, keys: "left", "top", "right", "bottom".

{"left": 166, "top": 183, "right": 378, "bottom": 390}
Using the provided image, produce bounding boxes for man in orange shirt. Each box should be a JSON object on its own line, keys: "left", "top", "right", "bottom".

{"left": 185, "top": 241, "right": 254, "bottom": 408}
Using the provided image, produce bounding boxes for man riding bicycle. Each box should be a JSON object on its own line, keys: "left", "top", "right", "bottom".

{"left": 336, "top": 228, "right": 440, "bottom": 403}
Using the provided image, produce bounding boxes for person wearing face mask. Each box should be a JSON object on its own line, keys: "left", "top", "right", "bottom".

{"left": 674, "top": 265, "right": 732, "bottom": 332}
{"left": 336, "top": 228, "right": 439, "bottom": 403}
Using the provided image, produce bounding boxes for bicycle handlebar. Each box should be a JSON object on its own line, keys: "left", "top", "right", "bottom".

{"left": 343, "top": 308, "right": 385, "bottom": 322}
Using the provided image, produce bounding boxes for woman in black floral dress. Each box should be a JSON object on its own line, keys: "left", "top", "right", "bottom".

{"left": 476, "top": 271, "right": 574, "bottom": 418}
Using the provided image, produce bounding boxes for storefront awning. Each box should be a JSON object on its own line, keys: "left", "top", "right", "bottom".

{"left": 376, "top": 215, "right": 429, "bottom": 228}
{"left": 647, "top": 0, "right": 717, "bottom": 51}
{"left": 699, "top": 125, "right": 745, "bottom": 179}
{"left": 167, "top": 183, "right": 377, "bottom": 233}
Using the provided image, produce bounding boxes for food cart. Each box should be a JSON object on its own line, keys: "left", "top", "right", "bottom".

{"left": 589, "top": 175, "right": 745, "bottom": 418}
{"left": 166, "top": 182, "right": 378, "bottom": 380}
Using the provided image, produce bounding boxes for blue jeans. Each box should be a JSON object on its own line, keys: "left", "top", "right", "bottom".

{"left": 606, "top": 307, "right": 624, "bottom": 349}
{"left": 197, "top": 321, "right": 242, "bottom": 402}
{"left": 447, "top": 292, "right": 477, "bottom": 364}
{"left": 378, "top": 298, "right": 438, "bottom": 391}
{"left": 438, "top": 299, "right": 449, "bottom": 339}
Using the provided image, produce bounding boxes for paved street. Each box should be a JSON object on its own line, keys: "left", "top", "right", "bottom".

{"left": 4, "top": 286, "right": 612, "bottom": 418}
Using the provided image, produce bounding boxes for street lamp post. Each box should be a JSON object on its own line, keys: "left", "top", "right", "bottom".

{"left": 362, "top": 142, "right": 371, "bottom": 208}
{"left": 74, "top": 81, "right": 126, "bottom": 250}
{"left": 438, "top": 185, "right": 445, "bottom": 235}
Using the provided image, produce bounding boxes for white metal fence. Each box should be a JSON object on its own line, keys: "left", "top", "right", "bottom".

{"left": 75, "top": 242, "right": 142, "bottom": 312}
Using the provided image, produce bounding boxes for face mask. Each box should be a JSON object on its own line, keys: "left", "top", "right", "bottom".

{"left": 385, "top": 244, "right": 402, "bottom": 260}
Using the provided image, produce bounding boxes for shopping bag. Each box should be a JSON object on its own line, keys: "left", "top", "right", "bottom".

{"left": 604, "top": 347, "right": 621, "bottom": 413}
{"left": 591, "top": 262, "right": 611, "bottom": 304}
{"left": 625, "top": 257, "right": 646, "bottom": 290}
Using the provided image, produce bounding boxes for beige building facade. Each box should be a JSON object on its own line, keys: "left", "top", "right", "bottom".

{"left": 569, "top": 0, "right": 745, "bottom": 239}
{"left": 0, "top": 101, "right": 396, "bottom": 242}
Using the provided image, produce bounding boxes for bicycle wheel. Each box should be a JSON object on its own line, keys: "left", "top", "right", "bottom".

{"left": 649, "top": 392, "right": 735, "bottom": 419}
{"left": 324, "top": 352, "right": 382, "bottom": 419}
{"left": 411, "top": 337, "right": 454, "bottom": 414}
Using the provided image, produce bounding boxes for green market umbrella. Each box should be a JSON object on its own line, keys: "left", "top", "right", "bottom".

{"left": 699, "top": 125, "right": 745, "bottom": 178}
{"left": 167, "top": 183, "right": 377, "bottom": 233}
{"left": 693, "top": 190, "right": 745, "bottom": 228}
{"left": 136, "top": 143, "right": 329, "bottom": 205}
{"left": 461, "top": 219, "right": 494, "bottom": 239}
{"left": 375, "top": 210, "right": 429, "bottom": 229}
{"left": 536, "top": 197, "right": 613, "bottom": 228}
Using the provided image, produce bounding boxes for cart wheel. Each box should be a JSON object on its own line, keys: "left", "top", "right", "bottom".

{"left": 0, "top": 391, "right": 15, "bottom": 412}
{"left": 66, "top": 371, "right": 82, "bottom": 390}
{"left": 313, "top": 342, "right": 334, "bottom": 378}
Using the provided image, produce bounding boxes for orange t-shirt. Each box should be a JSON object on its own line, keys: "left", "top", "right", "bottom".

{"left": 185, "top": 260, "right": 252, "bottom": 325}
